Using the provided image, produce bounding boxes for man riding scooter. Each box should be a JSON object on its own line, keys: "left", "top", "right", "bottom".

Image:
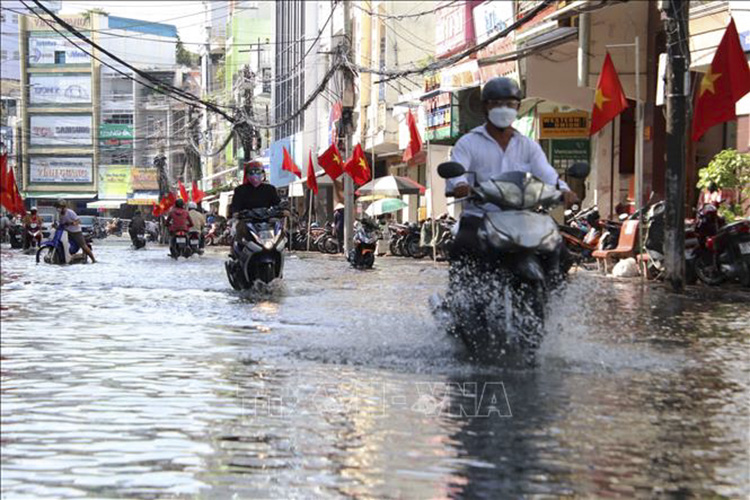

{"left": 22, "top": 207, "right": 44, "bottom": 250}
{"left": 447, "top": 77, "right": 578, "bottom": 255}
{"left": 187, "top": 202, "right": 206, "bottom": 253}
{"left": 128, "top": 210, "right": 146, "bottom": 248}
{"left": 166, "top": 199, "right": 193, "bottom": 250}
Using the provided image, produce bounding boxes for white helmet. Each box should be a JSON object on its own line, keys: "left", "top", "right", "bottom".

{"left": 187, "top": 202, "right": 197, "bottom": 210}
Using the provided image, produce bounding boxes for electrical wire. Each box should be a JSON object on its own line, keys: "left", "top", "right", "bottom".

{"left": 25, "top": 0, "right": 237, "bottom": 121}
{"left": 348, "top": 0, "right": 554, "bottom": 84}
{"left": 350, "top": 0, "right": 460, "bottom": 20}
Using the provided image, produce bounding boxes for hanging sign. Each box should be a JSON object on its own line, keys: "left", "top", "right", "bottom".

{"left": 539, "top": 111, "right": 590, "bottom": 139}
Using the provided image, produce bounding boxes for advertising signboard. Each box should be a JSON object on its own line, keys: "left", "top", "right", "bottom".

{"left": 29, "top": 74, "right": 92, "bottom": 105}
{"left": 131, "top": 168, "right": 159, "bottom": 191}
{"left": 99, "top": 123, "right": 134, "bottom": 141}
{"left": 539, "top": 111, "right": 590, "bottom": 139}
{"left": 435, "top": 1, "right": 477, "bottom": 59}
{"left": 28, "top": 37, "right": 91, "bottom": 66}
{"left": 30, "top": 156, "right": 93, "bottom": 183}
{"left": 98, "top": 165, "right": 132, "bottom": 199}
{"left": 30, "top": 114, "right": 92, "bottom": 146}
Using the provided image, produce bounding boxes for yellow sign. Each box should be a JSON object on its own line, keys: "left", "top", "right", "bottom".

{"left": 98, "top": 166, "right": 132, "bottom": 199}
{"left": 539, "top": 112, "right": 590, "bottom": 139}
{"left": 131, "top": 168, "right": 159, "bottom": 190}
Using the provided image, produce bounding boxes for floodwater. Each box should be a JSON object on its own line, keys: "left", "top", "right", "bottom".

{"left": 1, "top": 238, "right": 748, "bottom": 499}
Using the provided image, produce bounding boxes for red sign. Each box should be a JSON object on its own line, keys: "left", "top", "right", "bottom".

{"left": 435, "top": 1, "right": 481, "bottom": 59}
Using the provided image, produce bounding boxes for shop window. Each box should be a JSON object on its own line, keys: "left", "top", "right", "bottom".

{"left": 54, "top": 51, "right": 66, "bottom": 64}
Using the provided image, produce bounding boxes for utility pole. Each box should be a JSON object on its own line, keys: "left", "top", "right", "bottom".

{"left": 663, "top": 0, "right": 690, "bottom": 291}
{"left": 342, "top": 0, "right": 355, "bottom": 254}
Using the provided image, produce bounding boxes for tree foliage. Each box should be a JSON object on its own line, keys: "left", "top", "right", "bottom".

{"left": 176, "top": 36, "right": 197, "bottom": 67}
{"left": 697, "top": 149, "right": 750, "bottom": 221}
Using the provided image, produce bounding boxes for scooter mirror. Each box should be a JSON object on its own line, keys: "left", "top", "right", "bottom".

{"left": 567, "top": 162, "right": 591, "bottom": 179}
{"left": 437, "top": 162, "right": 466, "bottom": 179}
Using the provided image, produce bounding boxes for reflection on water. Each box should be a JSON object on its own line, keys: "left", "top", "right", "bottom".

{"left": 1, "top": 240, "right": 748, "bottom": 498}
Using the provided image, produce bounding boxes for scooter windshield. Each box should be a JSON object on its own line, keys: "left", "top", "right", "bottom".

{"left": 479, "top": 171, "right": 560, "bottom": 210}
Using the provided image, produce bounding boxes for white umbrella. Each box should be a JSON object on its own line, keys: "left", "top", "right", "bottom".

{"left": 365, "top": 198, "right": 408, "bottom": 216}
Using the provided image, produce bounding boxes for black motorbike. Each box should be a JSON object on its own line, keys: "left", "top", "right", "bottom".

{"left": 132, "top": 230, "right": 147, "bottom": 250}
{"left": 432, "top": 161, "right": 589, "bottom": 364}
{"left": 225, "top": 205, "right": 288, "bottom": 289}
{"left": 8, "top": 221, "right": 23, "bottom": 249}
{"left": 348, "top": 217, "right": 380, "bottom": 269}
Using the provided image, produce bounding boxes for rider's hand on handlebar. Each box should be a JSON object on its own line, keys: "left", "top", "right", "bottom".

{"left": 563, "top": 190, "right": 579, "bottom": 208}
{"left": 453, "top": 184, "right": 471, "bottom": 198}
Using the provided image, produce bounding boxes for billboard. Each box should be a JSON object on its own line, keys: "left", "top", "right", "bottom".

{"left": 29, "top": 74, "right": 92, "bottom": 105}
{"left": 131, "top": 168, "right": 159, "bottom": 190}
{"left": 99, "top": 123, "right": 133, "bottom": 141}
{"left": 30, "top": 114, "right": 92, "bottom": 146}
{"left": 98, "top": 165, "right": 132, "bottom": 199}
{"left": 28, "top": 37, "right": 91, "bottom": 66}
{"left": 30, "top": 156, "right": 93, "bottom": 183}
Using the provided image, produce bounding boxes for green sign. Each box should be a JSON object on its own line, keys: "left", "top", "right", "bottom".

{"left": 99, "top": 123, "right": 133, "bottom": 140}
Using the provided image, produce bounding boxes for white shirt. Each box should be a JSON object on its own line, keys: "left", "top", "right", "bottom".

{"left": 447, "top": 125, "right": 569, "bottom": 216}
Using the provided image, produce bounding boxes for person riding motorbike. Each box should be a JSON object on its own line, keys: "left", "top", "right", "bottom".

{"left": 128, "top": 210, "right": 146, "bottom": 246}
{"left": 22, "top": 207, "right": 44, "bottom": 249}
{"left": 55, "top": 200, "right": 96, "bottom": 263}
{"left": 447, "top": 77, "right": 578, "bottom": 256}
{"left": 229, "top": 161, "right": 282, "bottom": 254}
{"left": 187, "top": 201, "right": 207, "bottom": 247}
{"left": 166, "top": 199, "right": 193, "bottom": 247}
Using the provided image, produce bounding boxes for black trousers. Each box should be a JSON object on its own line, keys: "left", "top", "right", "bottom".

{"left": 450, "top": 215, "right": 482, "bottom": 259}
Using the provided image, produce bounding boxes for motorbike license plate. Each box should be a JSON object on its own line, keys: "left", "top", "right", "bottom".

{"left": 137, "top": 234, "right": 145, "bottom": 240}
{"left": 739, "top": 241, "right": 750, "bottom": 255}
{"left": 176, "top": 237, "right": 186, "bottom": 244}
{"left": 190, "top": 239, "right": 199, "bottom": 245}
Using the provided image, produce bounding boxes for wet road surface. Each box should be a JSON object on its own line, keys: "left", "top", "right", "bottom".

{"left": 1, "top": 238, "right": 749, "bottom": 499}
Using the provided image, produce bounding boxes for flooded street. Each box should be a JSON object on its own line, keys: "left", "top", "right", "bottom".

{"left": 1, "top": 238, "right": 749, "bottom": 499}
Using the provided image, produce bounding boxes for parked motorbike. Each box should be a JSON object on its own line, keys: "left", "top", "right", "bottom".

{"left": 643, "top": 201, "right": 699, "bottom": 284}
{"left": 432, "top": 161, "right": 589, "bottom": 364}
{"left": 225, "top": 204, "right": 288, "bottom": 289}
{"left": 693, "top": 204, "right": 750, "bottom": 287}
{"left": 36, "top": 226, "right": 90, "bottom": 265}
{"left": 107, "top": 218, "right": 123, "bottom": 237}
{"left": 348, "top": 217, "right": 380, "bottom": 269}
{"left": 559, "top": 205, "right": 600, "bottom": 266}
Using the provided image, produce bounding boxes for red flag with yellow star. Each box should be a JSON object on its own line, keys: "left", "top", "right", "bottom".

{"left": 343, "top": 144, "right": 371, "bottom": 186}
{"left": 691, "top": 18, "right": 750, "bottom": 142}
{"left": 317, "top": 142, "right": 344, "bottom": 180}
{"left": 589, "top": 53, "right": 629, "bottom": 136}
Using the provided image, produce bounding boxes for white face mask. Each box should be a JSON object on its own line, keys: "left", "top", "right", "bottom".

{"left": 488, "top": 107, "right": 518, "bottom": 129}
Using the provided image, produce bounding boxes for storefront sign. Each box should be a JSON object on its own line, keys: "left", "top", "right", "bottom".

{"left": 539, "top": 112, "right": 590, "bottom": 139}
{"left": 441, "top": 60, "right": 481, "bottom": 89}
{"left": 30, "top": 156, "right": 93, "bottom": 183}
{"left": 29, "top": 75, "right": 92, "bottom": 105}
{"left": 435, "top": 1, "right": 476, "bottom": 59}
{"left": 28, "top": 37, "right": 91, "bottom": 65}
{"left": 30, "top": 114, "right": 92, "bottom": 146}
{"left": 131, "top": 168, "right": 159, "bottom": 190}
{"left": 98, "top": 165, "right": 132, "bottom": 199}
{"left": 550, "top": 139, "right": 590, "bottom": 177}
{"left": 99, "top": 123, "right": 134, "bottom": 140}
{"left": 29, "top": 14, "right": 89, "bottom": 31}
{"left": 474, "top": 0, "right": 513, "bottom": 44}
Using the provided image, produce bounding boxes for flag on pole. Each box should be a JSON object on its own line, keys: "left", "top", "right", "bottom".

{"left": 282, "top": 146, "right": 302, "bottom": 178}
{"left": 318, "top": 142, "right": 344, "bottom": 180}
{"left": 402, "top": 109, "right": 423, "bottom": 162}
{"left": 589, "top": 53, "right": 629, "bottom": 136}
{"left": 1, "top": 153, "right": 25, "bottom": 216}
{"left": 691, "top": 18, "right": 750, "bottom": 142}
{"left": 178, "top": 180, "right": 189, "bottom": 201}
{"left": 343, "top": 144, "right": 371, "bottom": 186}
{"left": 306, "top": 150, "right": 318, "bottom": 195}
{"left": 191, "top": 180, "right": 205, "bottom": 203}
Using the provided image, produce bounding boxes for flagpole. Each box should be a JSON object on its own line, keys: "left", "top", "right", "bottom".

{"left": 306, "top": 185, "right": 314, "bottom": 252}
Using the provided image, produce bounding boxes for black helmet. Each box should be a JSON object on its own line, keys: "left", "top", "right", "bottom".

{"left": 481, "top": 77, "right": 522, "bottom": 102}
{"left": 175, "top": 199, "right": 185, "bottom": 208}
{"left": 55, "top": 199, "right": 67, "bottom": 209}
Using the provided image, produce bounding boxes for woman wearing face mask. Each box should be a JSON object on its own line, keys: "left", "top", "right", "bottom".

{"left": 445, "top": 77, "right": 578, "bottom": 254}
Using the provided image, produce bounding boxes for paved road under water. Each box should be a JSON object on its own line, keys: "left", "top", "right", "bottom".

{"left": 1, "top": 238, "right": 749, "bottom": 499}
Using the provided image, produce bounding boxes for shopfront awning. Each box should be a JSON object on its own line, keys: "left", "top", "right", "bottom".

{"left": 479, "top": 27, "right": 579, "bottom": 66}
{"left": 87, "top": 199, "right": 127, "bottom": 209}
{"left": 25, "top": 192, "right": 97, "bottom": 199}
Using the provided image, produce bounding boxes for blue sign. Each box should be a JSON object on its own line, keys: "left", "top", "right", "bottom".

{"left": 740, "top": 30, "right": 750, "bottom": 52}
